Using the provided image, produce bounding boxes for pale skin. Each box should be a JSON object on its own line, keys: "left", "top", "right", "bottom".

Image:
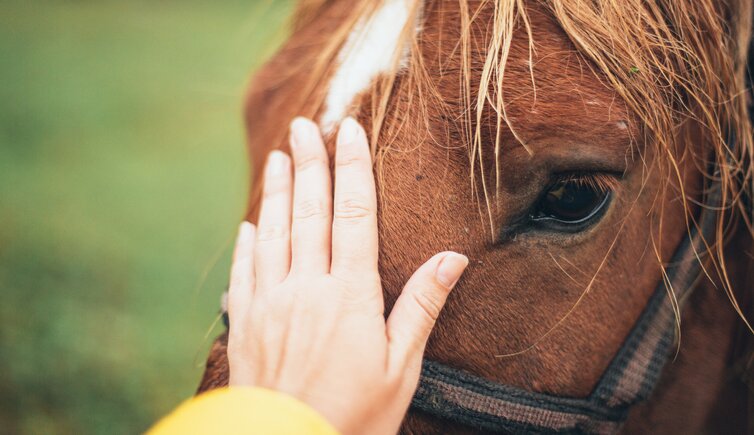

{"left": 226, "top": 117, "right": 469, "bottom": 434}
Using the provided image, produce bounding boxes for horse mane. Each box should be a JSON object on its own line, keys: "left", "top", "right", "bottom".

{"left": 269, "top": 0, "right": 754, "bottom": 331}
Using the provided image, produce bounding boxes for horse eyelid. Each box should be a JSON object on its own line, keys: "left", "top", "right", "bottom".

{"left": 495, "top": 172, "right": 619, "bottom": 243}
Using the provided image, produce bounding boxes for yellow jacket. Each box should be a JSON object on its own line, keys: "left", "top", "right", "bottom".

{"left": 149, "top": 387, "right": 339, "bottom": 435}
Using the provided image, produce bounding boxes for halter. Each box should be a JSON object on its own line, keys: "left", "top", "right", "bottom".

{"left": 218, "top": 184, "right": 719, "bottom": 434}
{"left": 410, "top": 185, "right": 720, "bottom": 433}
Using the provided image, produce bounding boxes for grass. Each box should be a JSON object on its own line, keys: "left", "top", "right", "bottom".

{"left": 0, "top": 1, "right": 292, "bottom": 433}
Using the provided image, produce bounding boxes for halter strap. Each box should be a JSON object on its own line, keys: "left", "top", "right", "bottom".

{"left": 410, "top": 186, "right": 720, "bottom": 433}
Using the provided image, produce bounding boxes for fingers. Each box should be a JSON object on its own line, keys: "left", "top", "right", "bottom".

{"left": 289, "top": 118, "right": 332, "bottom": 274}
{"left": 228, "top": 221, "right": 257, "bottom": 324}
{"left": 386, "top": 252, "right": 468, "bottom": 365}
{"left": 255, "top": 151, "right": 293, "bottom": 288}
{"left": 330, "top": 117, "right": 379, "bottom": 277}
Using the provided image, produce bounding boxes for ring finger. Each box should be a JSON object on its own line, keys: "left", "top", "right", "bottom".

{"left": 255, "top": 150, "right": 293, "bottom": 288}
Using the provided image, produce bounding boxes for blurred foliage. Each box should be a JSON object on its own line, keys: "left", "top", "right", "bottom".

{"left": 0, "top": 1, "right": 293, "bottom": 433}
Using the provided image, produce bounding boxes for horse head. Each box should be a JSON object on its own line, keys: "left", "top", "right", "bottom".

{"left": 200, "top": 1, "right": 754, "bottom": 432}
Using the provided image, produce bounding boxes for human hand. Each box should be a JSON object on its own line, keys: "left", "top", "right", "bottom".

{"left": 226, "top": 117, "right": 468, "bottom": 434}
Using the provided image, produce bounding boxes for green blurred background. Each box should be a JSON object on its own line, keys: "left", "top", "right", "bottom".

{"left": 0, "top": 1, "right": 293, "bottom": 433}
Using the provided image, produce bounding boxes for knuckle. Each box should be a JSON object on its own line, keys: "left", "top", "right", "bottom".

{"left": 334, "top": 197, "right": 373, "bottom": 221}
{"left": 336, "top": 276, "right": 381, "bottom": 305}
{"left": 232, "top": 251, "right": 252, "bottom": 268}
{"left": 256, "top": 225, "right": 286, "bottom": 242}
{"left": 336, "top": 151, "right": 367, "bottom": 168}
{"left": 411, "top": 290, "right": 443, "bottom": 324}
{"left": 293, "top": 198, "right": 329, "bottom": 220}
{"left": 263, "top": 178, "right": 289, "bottom": 199}
{"left": 295, "top": 153, "right": 327, "bottom": 171}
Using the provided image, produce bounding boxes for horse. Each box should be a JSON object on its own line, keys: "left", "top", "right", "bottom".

{"left": 197, "top": 0, "right": 754, "bottom": 432}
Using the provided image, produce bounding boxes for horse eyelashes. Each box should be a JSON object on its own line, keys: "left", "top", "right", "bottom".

{"left": 550, "top": 172, "right": 620, "bottom": 193}
{"left": 529, "top": 172, "right": 616, "bottom": 230}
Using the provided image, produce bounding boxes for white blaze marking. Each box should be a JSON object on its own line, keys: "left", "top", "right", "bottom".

{"left": 319, "top": 0, "right": 418, "bottom": 133}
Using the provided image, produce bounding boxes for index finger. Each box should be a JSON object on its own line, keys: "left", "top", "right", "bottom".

{"left": 330, "top": 117, "right": 378, "bottom": 277}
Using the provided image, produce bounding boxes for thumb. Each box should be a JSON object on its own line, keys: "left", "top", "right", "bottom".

{"left": 386, "top": 251, "right": 468, "bottom": 367}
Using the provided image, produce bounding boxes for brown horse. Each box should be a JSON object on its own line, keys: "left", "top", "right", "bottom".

{"left": 198, "top": 0, "right": 754, "bottom": 432}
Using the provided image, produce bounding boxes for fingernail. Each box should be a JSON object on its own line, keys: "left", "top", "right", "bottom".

{"left": 237, "top": 221, "right": 254, "bottom": 243}
{"left": 435, "top": 252, "right": 469, "bottom": 288}
{"left": 266, "top": 150, "right": 288, "bottom": 176}
{"left": 290, "top": 117, "right": 313, "bottom": 150}
{"left": 337, "top": 117, "right": 360, "bottom": 145}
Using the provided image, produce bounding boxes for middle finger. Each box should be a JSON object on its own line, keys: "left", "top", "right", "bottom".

{"left": 330, "top": 117, "right": 379, "bottom": 277}
{"left": 289, "top": 117, "right": 332, "bottom": 274}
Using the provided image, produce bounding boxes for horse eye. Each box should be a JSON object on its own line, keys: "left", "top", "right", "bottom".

{"left": 530, "top": 178, "right": 611, "bottom": 229}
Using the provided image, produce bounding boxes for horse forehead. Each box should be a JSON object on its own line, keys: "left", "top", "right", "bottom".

{"left": 318, "top": 1, "right": 625, "bottom": 141}
{"left": 319, "top": 0, "right": 420, "bottom": 134}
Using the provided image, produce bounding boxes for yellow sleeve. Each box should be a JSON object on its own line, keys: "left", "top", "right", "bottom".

{"left": 148, "top": 387, "right": 339, "bottom": 435}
